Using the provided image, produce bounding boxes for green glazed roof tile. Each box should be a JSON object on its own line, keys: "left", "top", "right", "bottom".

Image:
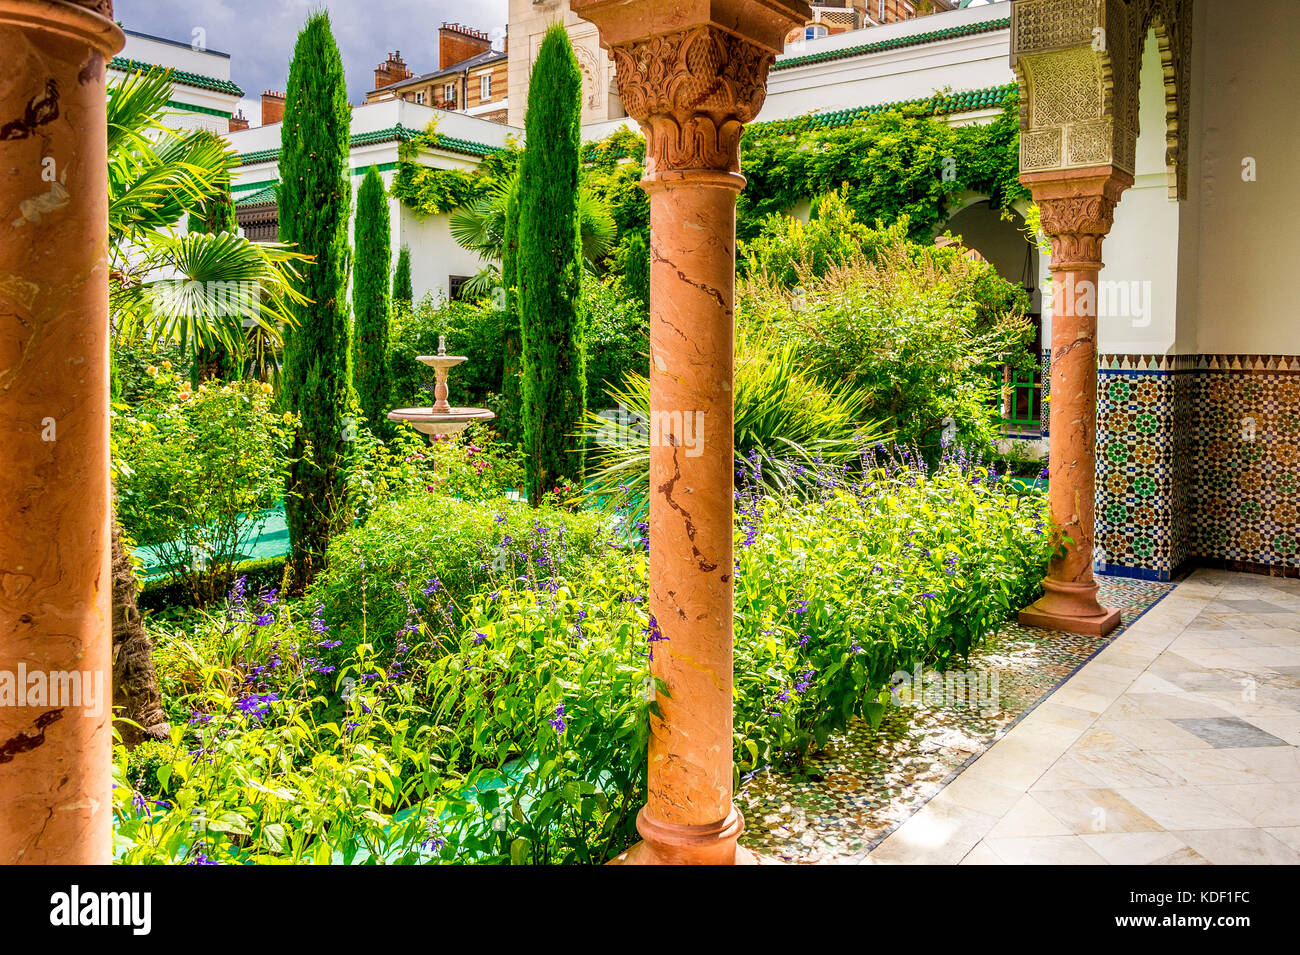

{"left": 747, "top": 83, "right": 1016, "bottom": 137}
{"left": 109, "top": 56, "right": 244, "bottom": 97}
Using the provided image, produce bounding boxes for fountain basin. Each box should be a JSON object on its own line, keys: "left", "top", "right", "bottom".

{"left": 388, "top": 406, "right": 495, "bottom": 438}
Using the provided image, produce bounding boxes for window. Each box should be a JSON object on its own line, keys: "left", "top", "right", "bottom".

{"left": 805, "top": 24, "right": 829, "bottom": 40}
{"left": 415, "top": 91, "right": 425, "bottom": 105}
{"left": 444, "top": 83, "right": 456, "bottom": 104}
{"left": 480, "top": 73, "right": 492, "bottom": 101}
{"left": 448, "top": 275, "right": 472, "bottom": 302}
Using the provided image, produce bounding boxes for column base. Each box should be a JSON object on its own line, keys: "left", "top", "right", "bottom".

{"left": 1019, "top": 579, "right": 1122, "bottom": 637}
{"left": 606, "top": 805, "right": 765, "bottom": 865}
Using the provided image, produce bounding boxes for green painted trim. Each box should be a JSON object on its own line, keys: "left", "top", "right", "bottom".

{"left": 235, "top": 125, "right": 500, "bottom": 167}
{"left": 773, "top": 16, "right": 1011, "bottom": 71}
{"left": 232, "top": 178, "right": 278, "bottom": 194}
{"left": 165, "top": 99, "right": 232, "bottom": 119}
{"left": 108, "top": 56, "right": 244, "bottom": 96}
{"left": 235, "top": 164, "right": 400, "bottom": 207}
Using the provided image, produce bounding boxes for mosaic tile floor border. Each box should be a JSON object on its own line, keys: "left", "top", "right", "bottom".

{"left": 738, "top": 576, "right": 1174, "bottom": 864}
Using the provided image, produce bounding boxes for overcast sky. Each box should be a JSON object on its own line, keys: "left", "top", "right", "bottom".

{"left": 116, "top": 0, "right": 510, "bottom": 122}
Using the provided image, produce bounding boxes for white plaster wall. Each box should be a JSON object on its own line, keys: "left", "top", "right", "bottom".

{"left": 763, "top": 32, "right": 1014, "bottom": 120}
{"left": 1095, "top": 30, "right": 1182, "bottom": 355}
{"left": 761, "top": 4, "right": 1014, "bottom": 121}
{"left": 1181, "top": 0, "right": 1300, "bottom": 356}
{"left": 120, "top": 32, "right": 233, "bottom": 81}
{"left": 397, "top": 203, "right": 488, "bottom": 304}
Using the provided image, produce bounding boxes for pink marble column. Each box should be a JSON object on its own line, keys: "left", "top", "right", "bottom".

{"left": 572, "top": 0, "right": 808, "bottom": 864}
{"left": 1018, "top": 167, "right": 1132, "bottom": 638}
{"left": 0, "top": 0, "right": 123, "bottom": 864}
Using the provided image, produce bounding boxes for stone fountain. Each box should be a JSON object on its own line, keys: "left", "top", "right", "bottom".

{"left": 388, "top": 335, "right": 495, "bottom": 438}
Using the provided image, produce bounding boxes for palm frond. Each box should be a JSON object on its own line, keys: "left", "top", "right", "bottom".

{"left": 112, "top": 231, "right": 309, "bottom": 350}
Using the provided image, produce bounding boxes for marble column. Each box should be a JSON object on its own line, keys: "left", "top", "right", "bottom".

{"left": 571, "top": 0, "right": 808, "bottom": 864}
{"left": 1018, "top": 167, "right": 1132, "bottom": 638}
{"left": 0, "top": 0, "right": 123, "bottom": 864}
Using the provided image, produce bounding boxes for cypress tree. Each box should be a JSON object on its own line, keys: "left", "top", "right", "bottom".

{"left": 352, "top": 166, "right": 391, "bottom": 431}
{"left": 278, "top": 11, "right": 353, "bottom": 588}
{"left": 515, "top": 26, "right": 585, "bottom": 503}
{"left": 499, "top": 181, "right": 522, "bottom": 445}
{"left": 392, "top": 244, "right": 413, "bottom": 306}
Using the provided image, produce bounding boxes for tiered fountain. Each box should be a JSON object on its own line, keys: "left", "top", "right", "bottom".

{"left": 387, "top": 335, "right": 495, "bottom": 438}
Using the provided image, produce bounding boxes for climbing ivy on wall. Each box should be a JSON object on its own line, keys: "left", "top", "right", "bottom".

{"left": 737, "top": 91, "right": 1026, "bottom": 242}
{"left": 389, "top": 89, "right": 1026, "bottom": 266}
{"left": 390, "top": 130, "right": 522, "bottom": 217}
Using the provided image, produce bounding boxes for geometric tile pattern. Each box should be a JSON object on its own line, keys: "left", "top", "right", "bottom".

{"left": 1088, "top": 354, "right": 1300, "bottom": 581}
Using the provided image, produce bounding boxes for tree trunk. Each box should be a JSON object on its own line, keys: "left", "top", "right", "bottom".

{"left": 111, "top": 509, "right": 170, "bottom": 747}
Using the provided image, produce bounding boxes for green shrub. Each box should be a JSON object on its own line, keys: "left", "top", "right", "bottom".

{"left": 353, "top": 166, "right": 392, "bottom": 431}
{"left": 741, "top": 237, "right": 1031, "bottom": 455}
{"left": 581, "top": 331, "right": 885, "bottom": 513}
{"left": 392, "top": 244, "right": 413, "bottom": 305}
{"left": 309, "top": 495, "right": 608, "bottom": 653}
{"left": 732, "top": 454, "right": 1053, "bottom": 768}
{"left": 738, "top": 187, "right": 893, "bottom": 286}
{"left": 580, "top": 275, "right": 647, "bottom": 406}
{"left": 342, "top": 419, "right": 523, "bottom": 524}
{"left": 116, "top": 456, "right": 1052, "bottom": 865}
{"left": 113, "top": 370, "right": 297, "bottom": 603}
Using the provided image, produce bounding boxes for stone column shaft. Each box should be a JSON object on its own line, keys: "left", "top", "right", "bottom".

{"left": 641, "top": 169, "right": 743, "bottom": 855}
{"left": 1019, "top": 167, "right": 1132, "bottom": 638}
{"left": 0, "top": 0, "right": 123, "bottom": 864}
{"left": 570, "top": 1, "right": 810, "bottom": 864}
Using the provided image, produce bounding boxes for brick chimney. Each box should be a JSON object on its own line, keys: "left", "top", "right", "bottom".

{"left": 261, "top": 90, "right": 285, "bottom": 126}
{"left": 374, "top": 50, "right": 413, "bottom": 90}
{"left": 439, "top": 22, "right": 491, "bottom": 70}
{"left": 228, "top": 109, "right": 249, "bottom": 132}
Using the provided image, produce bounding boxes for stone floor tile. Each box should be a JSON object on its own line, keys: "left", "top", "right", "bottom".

{"left": 1116, "top": 785, "right": 1255, "bottom": 830}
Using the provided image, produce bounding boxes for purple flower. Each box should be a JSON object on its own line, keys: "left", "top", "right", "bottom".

{"left": 228, "top": 574, "right": 248, "bottom": 609}
{"left": 472, "top": 631, "right": 487, "bottom": 644}
{"left": 235, "top": 692, "right": 278, "bottom": 719}
{"left": 794, "top": 670, "right": 814, "bottom": 695}
{"left": 422, "top": 577, "right": 442, "bottom": 596}
{"left": 310, "top": 603, "right": 330, "bottom": 635}
{"left": 549, "top": 702, "right": 567, "bottom": 733}
{"left": 645, "top": 615, "right": 668, "bottom": 661}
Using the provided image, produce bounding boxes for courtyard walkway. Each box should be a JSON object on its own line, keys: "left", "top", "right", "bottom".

{"left": 868, "top": 569, "right": 1300, "bottom": 865}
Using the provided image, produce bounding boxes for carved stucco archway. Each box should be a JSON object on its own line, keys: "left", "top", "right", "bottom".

{"left": 1009, "top": 0, "right": 1192, "bottom": 636}
{"left": 1012, "top": 0, "right": 1191, "bottom": 195}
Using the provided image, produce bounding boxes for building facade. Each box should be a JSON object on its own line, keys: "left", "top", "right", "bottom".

{"left": 107, "top": 29, "right": 244, "bottom": 134}
{"left": 227, "top": 99, "right": 513, "bottom": 303}
{"left": 366, "top": 24, "right": 510, "bottom": 124}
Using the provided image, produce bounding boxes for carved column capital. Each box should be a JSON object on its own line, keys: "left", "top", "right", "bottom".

{"left": 608, "top": 26, "right": 773, "bottom": 176}
{"left": 1025, "top": 167, "right": 1132, "bottom": 269}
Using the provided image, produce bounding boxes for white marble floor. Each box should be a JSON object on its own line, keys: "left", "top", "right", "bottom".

{"left": 867, "top": 569, "right": 1300, "bottom": 865}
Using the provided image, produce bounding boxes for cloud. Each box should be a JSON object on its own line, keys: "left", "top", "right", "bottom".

{"left": 115, "top": 0, "right": 509, "bottom": 106}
